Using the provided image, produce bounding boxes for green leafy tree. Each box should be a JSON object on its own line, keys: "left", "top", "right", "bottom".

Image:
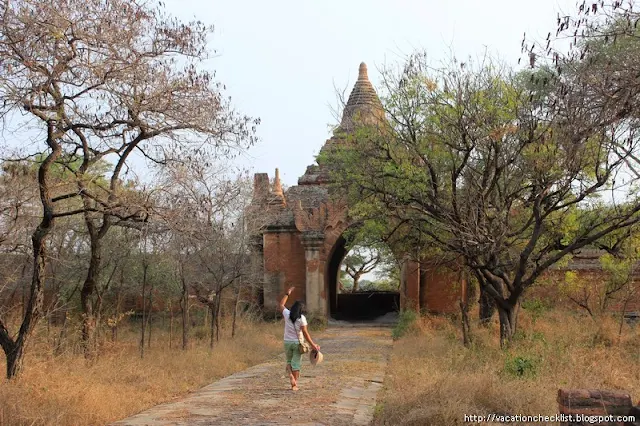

{"left": 322, "top": 51, "right": 640, "bottom": 347}
{"left": 342, "top": 245, "right": 382, "bottom": 292}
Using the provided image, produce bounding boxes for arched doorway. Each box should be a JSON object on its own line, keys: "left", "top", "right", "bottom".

{"left": 326, "top": 233, "right": 400, "bottom": 321}
{"left": 249, "top": 62, "right": 465, "bottom": 319}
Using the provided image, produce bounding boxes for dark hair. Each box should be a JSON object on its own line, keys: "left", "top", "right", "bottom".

{"left": 289, "top": 301, "right": 305, "bottom": 323}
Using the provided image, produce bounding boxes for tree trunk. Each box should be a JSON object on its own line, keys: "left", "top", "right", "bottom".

{"left": 618, "top": 296, "right": 632, "bottom": 337}
{"left": 497, "top": 304, "right": 518, "bottom": 348}
{"left": 80, "top": 238, "right": 102, "bottom": 357}
{"left": 113, "top": 268, "right": 124, "bottom": 342}
{"left": 181, "top": 275, "right": 189, "bottom": 350}
{"left": 232, "top": 286, "right": 240, "bottom": 338}
{"left": 146, "top": 281, "right": 153, "bottom": 349}
{"left": 209, "top": 303, "right": 215, "bottom": 349}
{"left": 169, "top": 302, "right": 174, "bottom": 349}
{"left": 460, "top": 300, "right": 473, "bottom": 347}
{"left": 94, "top": 300, "right": 102, "bottom": 357}
{"left": 55, "top": 312, "right": 68, "bottom": 355}
{"left": 0, "top": 128, "right": 61, "bottom": 379}
{"left": 5, "top": 341, "right": 23, "bottom": 379}
{"left": 140, "top": 262, "right": 148, "bottom": 359}
{"left": 92, "top": 264, "right": 116, "bottom": 352}
{"left": 113, "top": 293, "right": 120, "bottom": 342}
{"left": 479, "top": 286, "right": 496, "bottom": 325}
{"left": 352, "top": 274, "right": 361, "bottom": 292}
{"left": 214, "top": 288, "right": 223, "bottom": 342}
{"left": 147, "top": 309, "right": 152, "bottom": 348}
{"left": 3, "top": 212, "right": 51, "bottom": 379}
{"left": 4, "top": 245, "right": 44, "bottom": 377}
{"left": 21, "top": 278, "right": 26, "bottom": 319}
{"left": 1, "top": 188, "right": 53, "bottom": 378}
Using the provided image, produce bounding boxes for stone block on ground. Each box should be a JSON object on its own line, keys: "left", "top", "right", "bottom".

{"left": 558, "top": 389, "right": 634, "bottom": 425}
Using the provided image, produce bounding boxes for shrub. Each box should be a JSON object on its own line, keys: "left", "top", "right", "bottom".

{"left": 392, "top": 310, "right": 418, "bottom": 340}
{"left": 503, "top": 355, "right": 538, "bottom": 378}
{"left": 521, "top": 298, "right": 549, "bottom": 323}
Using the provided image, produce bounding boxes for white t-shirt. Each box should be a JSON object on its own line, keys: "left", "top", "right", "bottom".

{"left": 283, "top": 308, "right": 307, "bottom": 342}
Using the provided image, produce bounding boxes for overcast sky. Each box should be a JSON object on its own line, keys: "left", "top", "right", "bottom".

{"left": 164, "top": 0, "right": 575, "bottom": 187}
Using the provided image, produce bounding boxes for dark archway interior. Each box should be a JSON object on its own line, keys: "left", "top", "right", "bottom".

{"left": 327, "top": 235, "right": 399, "bottom": 321}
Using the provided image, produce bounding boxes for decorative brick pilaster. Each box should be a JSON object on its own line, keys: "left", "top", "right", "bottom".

{"left": 302, "top": 232, "right": 326, "bottom": 317}
{"left": 400, "top": 258, "right": 420, "bottom": 312}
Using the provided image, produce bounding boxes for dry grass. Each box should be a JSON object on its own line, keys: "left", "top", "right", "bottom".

{"left": 375, "top": 309, "right": 640, "bottom": 426}
{"left": 0, "top": 319, "right": 282, "bottom": 426}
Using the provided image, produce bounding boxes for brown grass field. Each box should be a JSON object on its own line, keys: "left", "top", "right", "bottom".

{"left": 374, "top": 308, "right": 640, "bottom": 425}
{"left": 0, "top": 319, "right": 282, "bottom": 426}
{"left": 1, "top": 308, "right": 638, "bottom": 426}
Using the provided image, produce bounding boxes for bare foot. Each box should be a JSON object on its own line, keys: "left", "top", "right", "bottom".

{"left": 291, "top": 385, "right": 299, "bottom": 391}
{"left": 287, "top": 365, "right": 296, "bottom": 387}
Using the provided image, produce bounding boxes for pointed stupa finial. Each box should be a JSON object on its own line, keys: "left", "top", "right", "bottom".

{"left": 332, "top": 61, "right": 384, "bottom": 134}
{"left": 266, "top": 167, "right": 286, "bottom": 207}
{"left": 273, "top": 168, "right": 283, "bottom": 197}
{"left": 358, "top": 62, "right": 368, "bottom": 81}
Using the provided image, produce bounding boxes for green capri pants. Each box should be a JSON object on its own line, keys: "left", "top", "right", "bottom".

{"left": 284, "top": 341, "right": 301, "bottom": 371}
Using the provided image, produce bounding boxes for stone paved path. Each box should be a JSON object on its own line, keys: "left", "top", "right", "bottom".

{"left": 111, "top": 327, "right": 392, "bottom": 426}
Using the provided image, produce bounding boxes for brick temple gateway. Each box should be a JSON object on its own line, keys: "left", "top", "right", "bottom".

{"left": 249, "top": 63, "right": 463, "bottom": 319}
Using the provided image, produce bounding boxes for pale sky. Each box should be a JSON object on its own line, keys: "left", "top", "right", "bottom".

{"left": 164, "top": 0, "right": 576, "bottom": 188}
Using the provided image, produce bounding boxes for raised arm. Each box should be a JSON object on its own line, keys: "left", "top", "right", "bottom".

{"left": 278, "top": 286, "right": 295, "bottom": 312}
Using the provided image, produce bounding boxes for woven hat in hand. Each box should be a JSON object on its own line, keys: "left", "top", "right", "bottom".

{"left": 310, "top": 349, "right": 323, "bottom": 366}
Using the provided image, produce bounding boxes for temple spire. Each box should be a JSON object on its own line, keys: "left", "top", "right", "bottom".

{"left": 266, "top": 167, "right": 286, "bottom": 207}
{"left": 358, "top": 62, "right": 368, "bottom": 80}
{"left": 335, "top": 61, "right": 384, "bottom": 133}
{"left": 273, "top": 168, "right": 283, "bottom": 197}
{"left": 299, "top": 62, "right": 387, "bottom": 186}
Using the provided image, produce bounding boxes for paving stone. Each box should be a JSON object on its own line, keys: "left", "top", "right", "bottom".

{"left": 111, "top": 327, "right": 392, "bottom": 426}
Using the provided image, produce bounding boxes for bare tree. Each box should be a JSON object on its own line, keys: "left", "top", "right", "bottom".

{"left": 0, "top": 0, "right": 258, "bottom": 375}
{"left": 155, "top": 160, "right": 258, "bottom": 349}
{"left": 0, "top": 162, "right": 37, "bottom": 336}
{"left": 0, "top": 130, "right": 63, "bottom": 377}
{"left": 177, "top": 252, "right": 191, "bottom": 350}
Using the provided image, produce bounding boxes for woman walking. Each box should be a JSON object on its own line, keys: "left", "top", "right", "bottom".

{"left": 279, "top": 286, "right": 320, "bottom": 391}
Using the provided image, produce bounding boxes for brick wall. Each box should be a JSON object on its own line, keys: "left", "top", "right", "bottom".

{"left": 420, "top": 264, "right": 463, "bottom": 314}
{"left": 527, "top": 270, "right": 640, "bottom": 314}
{"left": 263, "top": 231, "right": 306, "bottom": 311}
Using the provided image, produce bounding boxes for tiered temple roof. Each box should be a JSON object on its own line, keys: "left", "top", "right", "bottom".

{"left": 336, "top": 62, "right": 384, "bottom": 133}
{"left": 298, "top": 62, "right": 384, "bottom": 186}
{"left": 251, "top": 62, "right": 385, "bottom": 229}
